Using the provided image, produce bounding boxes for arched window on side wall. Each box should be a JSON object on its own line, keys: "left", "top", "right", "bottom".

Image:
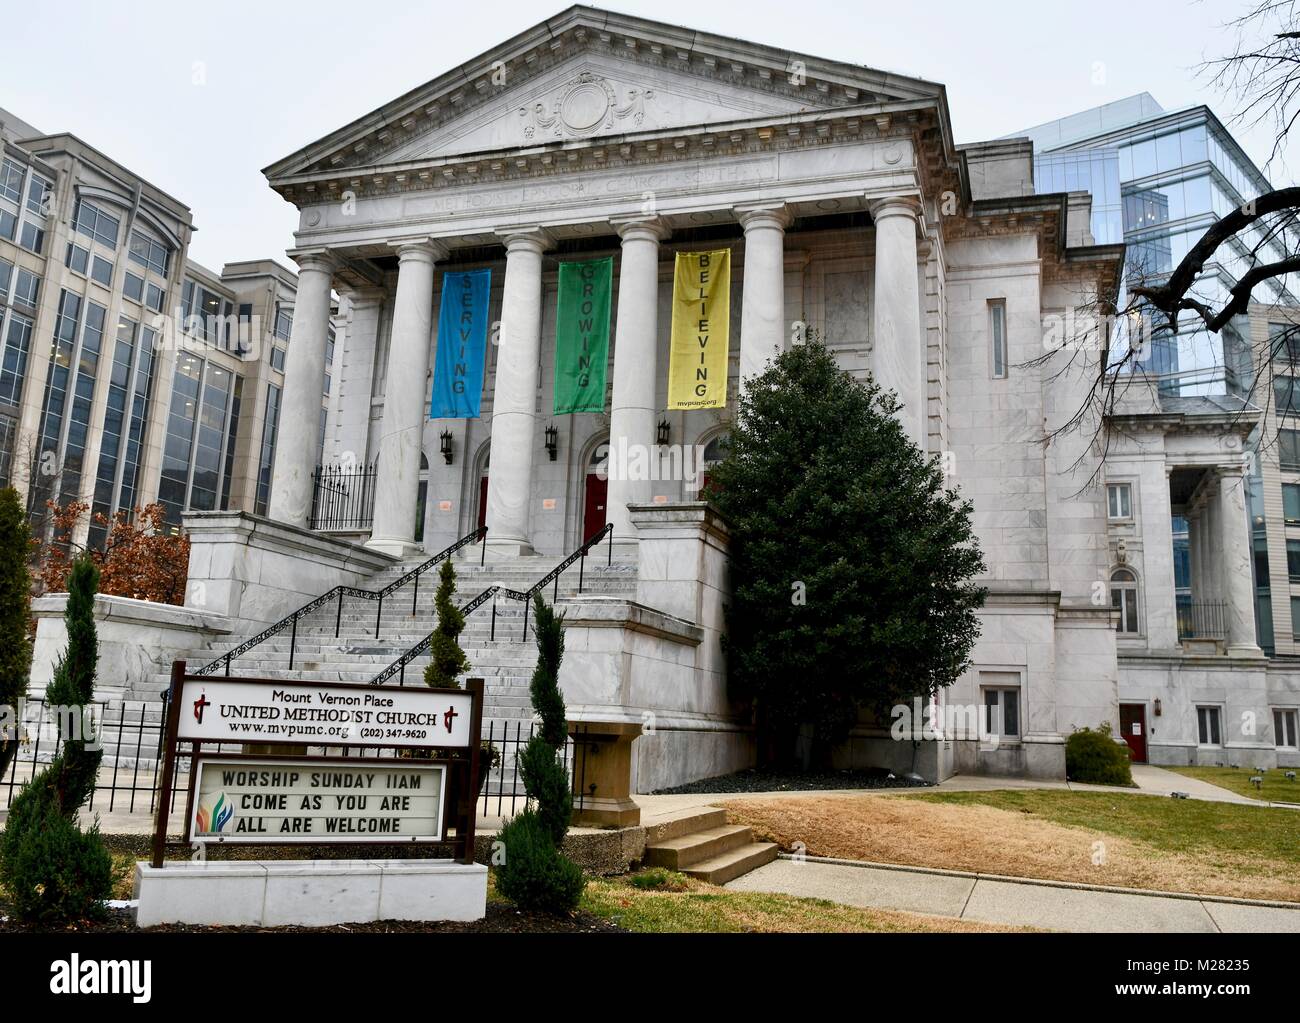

{"left": 1110, "top": 567, "right": 1140, "bottom": 634}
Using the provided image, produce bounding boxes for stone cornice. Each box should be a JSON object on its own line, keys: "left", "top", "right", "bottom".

{"left": 270, "top": 101, "right": 945, "bottom": 210}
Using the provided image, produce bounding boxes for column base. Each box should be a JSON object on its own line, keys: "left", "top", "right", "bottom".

{"left": 365, "top": 536, "right": 424, "bottom": 558}
{"left": 571, "top": 796, "right": 641, "bottom": 828}
{"left": 1227, "top": 643, "right": 1267, "bottom": 659}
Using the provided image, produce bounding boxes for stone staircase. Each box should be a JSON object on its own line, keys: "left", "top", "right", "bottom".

{"left": 86, "top": 548, "right": 639, "bottom": 787}
{"left": 643, "top": 807, "right": 778, "bottom": 884}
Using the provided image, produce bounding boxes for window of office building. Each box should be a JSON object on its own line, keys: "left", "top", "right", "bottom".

{"left": 1284, "top": 483, "right": 1300, "bottom": 524}
{"left": 181, "top": 279, "right": 236, "bottom": 349}
{"left": 0, "top": 311, "right": 33, "bottom": 410}
{"left": 31, "top": 291, "right": 107, "bottom": 517}
{"left": 255, "top": 383, "right": 281, "bottom": 516}
{"left": 128, "top": 229, "right": 169, "bottom": 278}
{"left": 89, "top": 318, "right": 158, "bottom": 548}
{"left": 271, "top": 303, "right": 292, "bottom": 372}
{"left": 1270, "top": 322, "right": 1300, "bottom": 363}
{"left": 72, "top": 198, "right": 121, "bottom": 250}
{"left": 157, "top": 354, "right": 242, "bottom": 524}
{"left": 1282, "top": 429, "right": 1300, "bottom": 470}
{"left": 19, "top": 172, "right": 51, "bottom": 254}
{"left": 0, "top": 159, "right": 24, "bottom": 242}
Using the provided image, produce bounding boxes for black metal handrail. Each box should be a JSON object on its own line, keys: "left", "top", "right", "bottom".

{"left": 370, "top": 522, "right": 615, "bottom": 686}
{"left": 502, "top": 522, "right": 613, "bottom": 641}
{"left": 194, "top": 525, "right": 489, "bottom": 676}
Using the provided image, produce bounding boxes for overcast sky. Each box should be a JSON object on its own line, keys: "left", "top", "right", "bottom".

{"left": 0, "top": 0, "right": 1284, "bottom": 270}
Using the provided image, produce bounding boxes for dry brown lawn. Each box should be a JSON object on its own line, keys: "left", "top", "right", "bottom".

{"left": 723, "top": 792, "right": 1300, "bottom": 904}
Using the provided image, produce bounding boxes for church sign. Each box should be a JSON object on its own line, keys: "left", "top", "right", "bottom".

{"left": 151, "top": 663, "right": 485, "bottom": 867}
{"left": 187, "top": 756, "right": 447, "bottom": 845}
{"left": 177, "top": 677, "right": 475, "bottom": 749}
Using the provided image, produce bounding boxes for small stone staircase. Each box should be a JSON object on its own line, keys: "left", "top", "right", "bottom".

{"left": 643, "top": 807, "right": 778, "bottom": 884}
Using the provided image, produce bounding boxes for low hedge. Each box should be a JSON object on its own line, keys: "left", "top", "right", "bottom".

{"left": 1065, "top": 724, "right": 1134, "bottom": 786}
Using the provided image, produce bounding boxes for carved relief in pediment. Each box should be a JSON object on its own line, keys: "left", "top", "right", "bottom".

{"left": 517, "top": 73, "right": 656, "bottom": 141}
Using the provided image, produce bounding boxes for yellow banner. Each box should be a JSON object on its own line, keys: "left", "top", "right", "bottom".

{"left": 667, "top": 249, "right": 731, "bottom": 409}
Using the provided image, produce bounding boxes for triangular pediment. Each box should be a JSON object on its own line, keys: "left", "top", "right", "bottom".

{"left": 265, "top": 5, "right": 945, "bottom": 183}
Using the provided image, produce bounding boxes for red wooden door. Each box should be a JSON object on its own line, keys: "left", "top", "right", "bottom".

{"left": 477, "top": 476, "right": 489, "bottom": 530}
{"left": 1119, "top": 704, "right": 1147, "bottom": 763}
{"left": 583, "top": 473, "right": 607, "bottom": 541}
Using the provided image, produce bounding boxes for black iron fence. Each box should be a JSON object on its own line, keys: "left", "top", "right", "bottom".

{"left": 2, "top": 696, "right": 581, "bottom": 821}
{"left": 1177, "top": 599, "right": 1229, "bottom": 640}
{"left": 310, "top": 463, "right": 377, "bottom": 531}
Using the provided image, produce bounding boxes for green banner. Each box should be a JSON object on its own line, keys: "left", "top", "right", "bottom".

{"left": 553, "top": 257, "right": 612, "bottom": 414}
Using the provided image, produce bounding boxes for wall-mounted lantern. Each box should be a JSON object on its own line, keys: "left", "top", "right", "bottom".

{"left": 656, "top": 418, "right": 671, "bottom": 446}
{"left": 545, "top": 424, "right": 558, "bottom": 461}
{"left": 439, "top": 429, "right": 454, "bottom": 465}
{"left": 1153, "top": 698, "right": 1162, "bottom": 718}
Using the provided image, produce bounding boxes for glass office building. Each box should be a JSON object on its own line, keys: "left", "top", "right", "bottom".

{"left": 1017, "top": 94, "right": 1290, "bottom": 398}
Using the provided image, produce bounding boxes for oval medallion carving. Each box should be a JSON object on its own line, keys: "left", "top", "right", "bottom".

{"left": 561, "top": 81, "right": 610, "bottom": 133}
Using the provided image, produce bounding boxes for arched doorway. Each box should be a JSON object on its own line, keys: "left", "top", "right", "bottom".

{"left": 414, "top": 452, "right": 429, "bottom": 544}
{"left": 476, "top": 452, "right": 490, "bottom": 531}
{"left": 697, "top": 432, "right": 730, "bottom": 497}
{"left": 583, "top": 441, "right": 609, "bottom": 542}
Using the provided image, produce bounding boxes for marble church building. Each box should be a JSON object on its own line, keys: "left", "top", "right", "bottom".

{"left": 33, "top": 6, "right": 1300, "bottom": 786}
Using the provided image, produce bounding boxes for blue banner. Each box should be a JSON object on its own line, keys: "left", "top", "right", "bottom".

{"left": 430, "top": 268, "right": 491, "bottom": 419}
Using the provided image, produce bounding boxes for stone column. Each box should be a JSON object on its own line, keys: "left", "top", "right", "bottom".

{"left": 333, "top": 288, "right": 384, "bottom": 468}
{"left": 607, "top": 217, "right": 668, "bottom": 553}
{"left": 1216, "top": 465, "right": 1261, "bottom": 654}
{"left": 268, "top": 250, "right": 336, "bottom": 527}
{"left": 484, "top": 228, "right": 550, "bottom": 556}
{"left": 367, "top": 240, "right": 442, "bottom": 557}
{"left": 736, "top": 204, "right": 791, "bottom": 392}
{"left": 868, "top": 196, "right": 925, "bottom": 444}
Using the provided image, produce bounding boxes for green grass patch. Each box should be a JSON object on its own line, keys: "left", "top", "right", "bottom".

{"left": 1163, "top": 766, "right": 1300, "bottom": 805}
{"left": 578, "top": 874, "right": 1003, "bottom": 932}
{"left": 627, "top": 867, "right": 690, "bottom": 891}
{"left": 902, "top": 789, "right": 1300, "bottom": 867}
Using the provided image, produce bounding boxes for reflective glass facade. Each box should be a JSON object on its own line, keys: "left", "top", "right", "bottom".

{"left": 1026, "top": 102, "right": 1290, "bottom": 398}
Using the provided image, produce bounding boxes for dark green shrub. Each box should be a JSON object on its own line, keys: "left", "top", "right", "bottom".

{"left": 0, "top": 554, "right": 112, "bottom": 922}
{"left": 0, "top": 487, "right": 32, "bottom": 782}
{"left": 0, "top": 797, "right": 114, "bottom": 921}
{"left": 518, "top": 735, "right": 571, "bottom": 847}
{"left": 494, "top": 811, "right": 585, "bottom": 914}
{"left": 1066, "top": 724, "right": 1133, "bottom": 786}
{"left": 424, "top": 560, "right": 470, "bottom": 688}
{"left": 496, "top": 594, "right": 585, "bottom": 912}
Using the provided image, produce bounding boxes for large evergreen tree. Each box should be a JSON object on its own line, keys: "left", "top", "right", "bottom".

{"left": 0, "top": 487, "right": 32, "bottom": 781}
{"left": 423, "top": 559, "right": 470, "bottom": 688}
{"left": 709, "top": 339, "right": 986, "bottom": 766}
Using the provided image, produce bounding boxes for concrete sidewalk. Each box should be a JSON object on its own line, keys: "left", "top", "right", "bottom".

{"left": 726, "top": 856, "right": 1300, "bottom": 932}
